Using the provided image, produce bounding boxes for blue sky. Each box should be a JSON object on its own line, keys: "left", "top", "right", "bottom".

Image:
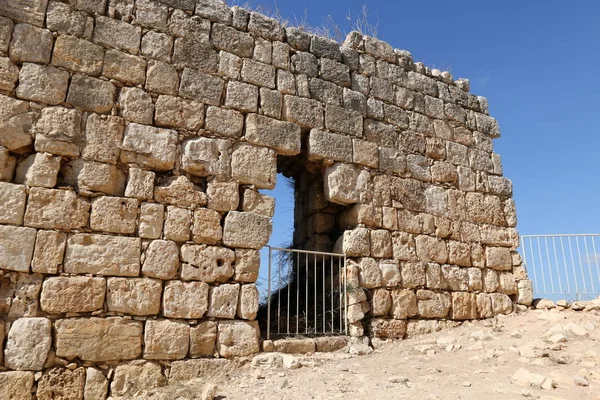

{"left": 251, "top": 0, "right": 600, "bottom": 298}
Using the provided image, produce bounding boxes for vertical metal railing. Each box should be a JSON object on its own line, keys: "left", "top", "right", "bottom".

{"left": 266, "top": 246, "right": 347, "bottom": 339}
{"left": 520, "top": 234, "right": 600, "bottom": 301}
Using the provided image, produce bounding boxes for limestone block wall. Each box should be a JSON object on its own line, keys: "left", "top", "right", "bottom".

{"left": 0, "top": 0, "right": 532, "bottom": 397}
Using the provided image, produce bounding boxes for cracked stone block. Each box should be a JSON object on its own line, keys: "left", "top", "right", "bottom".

{"left": 33, "top": 106, "right": 83, "bottom": 157}
{"left": 155, "top": 95, "right": 204, "bottom": 131}
{"left": 181, "top": 137, "right": 232, "bottom": 178}
{"left": 324, "top": 163, "right": 370, "bottom": 205}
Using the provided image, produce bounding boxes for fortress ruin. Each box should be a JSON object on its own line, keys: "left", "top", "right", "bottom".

{"left": 0, "top": 0, "right": 532, "bottom": 398}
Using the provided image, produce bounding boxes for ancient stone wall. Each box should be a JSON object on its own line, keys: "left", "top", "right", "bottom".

{"left": 0, "top": 0, "right": 532, "bottom": 397}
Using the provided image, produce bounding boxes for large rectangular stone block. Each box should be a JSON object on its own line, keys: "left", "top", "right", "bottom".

{"left": 90, "top": 196, "right": 139, "bottom": 234}
{"left": 67, "top": 74, "right": 116, "bottom": 114}
{"left": 181, "top": 244, "right": 235, "bottom": 282}
{"left": 107, "top": 277, "right": 162, "bottom": 316}
{"left": 231, "top": 143, "right": 276, "bottom": 189}
{"left": 24, "top": 187, "right": 90, "bottom": 230}
{"left": 282, "top": 95, "right": 324, "bottom": 129}
{"left": 93, "top": 16, "right": 142, "bottom": 54}
{"left": 82, "top": 114, "right": 125, "bottom": 164}
{"left": 55, "top": 318, "right": 143, "bottom": 361}
{"left": 179, "top": 68, "right": 224, "bottom": 106}
{"left": 144, "top": 320, "right": 190, "bottom": 360}
{"left": 120, "top": 123, "right": 178, "bottom": 171}
{"left": 181, "top": 137, "right": 231, "bottom": 178}
{"left": 308, "top": 129, "right": 353, "bottom": 163}
{"left": 34, "top": 106, "right": 83, "bottom": 157}
{"left": 40, "top": 276, "right": 106, "bottom": 314}
{"left": 0, "top": 225, "right": 37, "bottom": 272}
{"left": 0, "top": 182, "right": 26, "bottom": 225}
{"left": 245, "top": 114, "right": 301, "bottom": 156}
{"left": 216, "top": 320, "right": 260, "bottom": 358}
{"left": 16, "top": 63, "right": 69, "bottom": 105}
{"left": 163, "top": 280, "right": 209, "bottom": 319}
{"left": 52, "top": 34, "right": 104, "bottom": 76}
{"left": 64, "top": 234, "right": 141, "bottom": 276}
{"left": 222, "top": 211, "right": 272, "bottom": 249}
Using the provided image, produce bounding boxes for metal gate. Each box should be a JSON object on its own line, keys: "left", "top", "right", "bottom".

{"left": 265, "top": 246, "right": 347, "bottom": 339}
{"left": 520, "top": 234, "right": 600, "bottom": 300}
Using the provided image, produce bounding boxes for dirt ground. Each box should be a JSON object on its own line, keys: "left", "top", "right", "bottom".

{"left": 138, "top": 307, "right": 600, "bottom": 400}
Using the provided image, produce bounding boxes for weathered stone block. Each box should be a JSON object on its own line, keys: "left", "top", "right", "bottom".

{"left": 117, "top": 87, "right": 153, "bottom": 124}
{"left": 308, "top": 129, "right": 352, "bottom": 163}
{"left": 242, "top": 189, "right": 274, "bottom": 217}
{"left": 245, "top": 114, "right": 301, "bottom": 156}
{"left": 31, "top": 230, "right": 66, "bottom": 274}
{"left": 141, "top": 31, "right": 173, "bottom": 63}
{"left": 0, "top": 182, "right": 26, "bottom": 225}
{"left": 179, "top": 68, "right": 224, "bottom": 105}
{"left": 121, "top": 123, "right": 178, "bottom": 171}
{"left": 163, "top": 280, "right": 209, "bottom": 319}
{"left": 390, "top": 289, "right": 418, "bottom": 319}
{"left": 154, "top": 176, "right": 206, "bottom": 208}
{"left": 490, "top": 293, "right": 513, "bottom": 315}
{"left": 216, "top": 320, "right": 260, "bottom": 358}
{"left": 134, "top": 0, "right": 168, "bottom": 29}
{"left": 205, "top": 106, "right": 244, "bottom": 138}
{"left": 33, "top": 106, "right": 82, "bottom": 157}
{"left": 207, "top": 284, "right": 239, "bottom": 319}
{"left": 234, "top": 249, "right": 260, "bottom": 282}
{"left": 0, "top": 371, "right": 34, "bottom": 400}
{"left": 371, "top": 288, "right": 391, "bottom": 316}
{"left": 324, "top": 163, "right": 370, "bottom": 205}
{"left": 24, "top": 188, "right": 89, "bottom": 230}
{"left": 415, "top": 235, "right": 448, "bottom": 264}
{"left": 64, "top": 234, "right": 141, "bottom": 276}
{"left": 15, "top": 153, "right": 60, "bottom": 188}
{"left": 0, "top": 273, "right": 43, "bottom": 317}
{"left": 55, "top": 317, "right": 143, "bottom": 361}
{"left": 107, "top": 277, "right": 161, "bottom": 316}
{"left": 40, "top": 276, "right": 105, "bottom": 314}
{"left": 90, "top": 196, "right": 138, "bottom": 234}
{"left": 142, "top": 240, "right": 179, "bottom": 279}
{"left": 358, "top": 257, "right": 381, "bottom": 289}
{"left": 369, "top": 319, "right": 407, "bottom": 340}
{"left": 155, "top": 95, "right": 204, "bottom": 132}
{"left": 341, "top": 228, "right": 370, "bottom": 257}
{"left": 190, "top": 321, "right": 217, "bottom": 358}
{"left": 0, "top": 148, "right": 16, "bottom": 182}
{"left": 181, "top": 137, "right": 231, "bottom": 178}
{"left": 181, "top": 244, "right": 235, "bottom": 282}
{"left": 212, "top": 23, "right": 254, "bottom": 58}
{"left": 231, "top": 143, "right": 277, "bottom": 189}
{"left": 82, "top": 114, "right": 124, "bottom": 164}
{"left": 139, "top": 202, "right": 164, "bottom": 239}
{"left": 260, "top": 87, "right": 283, "bottom": 118}
{"left": 146, "top": 60, "right": 179, "bottom": 95}
{"left": 110, "top": 362, "right": 166, "bottom": 398}
{"left": 125, "top": 168, "right": 154, "bottom": 200}
{"left": 14, "top": 63, "right": 66, "bottom": 105}
{"left": 164, "top": 206, "right": 191, "bottom": 242}
{"left": 84, "top": 368, "right": 108, "bottom": 400}
{"left": 46, "top": 1, "right": 91, "bottom": 37}
{"left": 417, "top": 289, "right": 450, "bottom": 318}
{"left": 222, "top": 211, "right": 272, "bottom": 250}
{"left": 450, "top": 292, "right": 477, "bottom": 320}
{"left": 52, "top": 34, "right": 103, "bottom": 76}
{"left": 485, "top": 246, "right": 512, "bottom": 270}
{"left": 4, "top": 317, "right": 52, "bottom": 370}
{"left": 144, "top": 319, "right": 190, "bottom": 360}
{"left": 190, "top": 208, "right": 223, "bottom": 245}
{"left": 93, "top": 16, "right": 141, "bottom": 54}
{"left": 9, "top": 23, "right": 52, "bottom": 63}
{"left": 206, "top": 181, "right": 238, "bottom": 212}
{"left": 67, "top": 74, "right": 116, "bottom": 113}
{"left": 237, "top": 284, "right": 259, "bottom": 320}
{"left": 282, "top": 95, "right": 324, "bottom": 129}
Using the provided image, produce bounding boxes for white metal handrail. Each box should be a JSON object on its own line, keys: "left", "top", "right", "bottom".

{"left": 266, "top": 246, "right": 347, "bottom": 339}
{"left": 520, "top": 234, "right": 600, "bottom": 301}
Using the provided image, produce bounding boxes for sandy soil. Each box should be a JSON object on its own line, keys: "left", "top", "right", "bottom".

{"left": 139, "top": 308, "right": 600, "bottom": 400}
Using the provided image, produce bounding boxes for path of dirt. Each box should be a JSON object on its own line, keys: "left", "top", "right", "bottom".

{"left": 131, "top": 307, "right": 600, "bottom": 400}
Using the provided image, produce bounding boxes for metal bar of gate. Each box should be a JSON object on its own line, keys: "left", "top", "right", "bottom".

{"left": 266, "top": 246, "right": 347, "bottom": 339}
{"left": 520, "top": 234, "right": 600, "bottom": 301}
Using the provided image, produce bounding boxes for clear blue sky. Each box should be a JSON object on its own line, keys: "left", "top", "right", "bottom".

{"left": 250, "top": 0, "right": 600, "bottom": 242}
